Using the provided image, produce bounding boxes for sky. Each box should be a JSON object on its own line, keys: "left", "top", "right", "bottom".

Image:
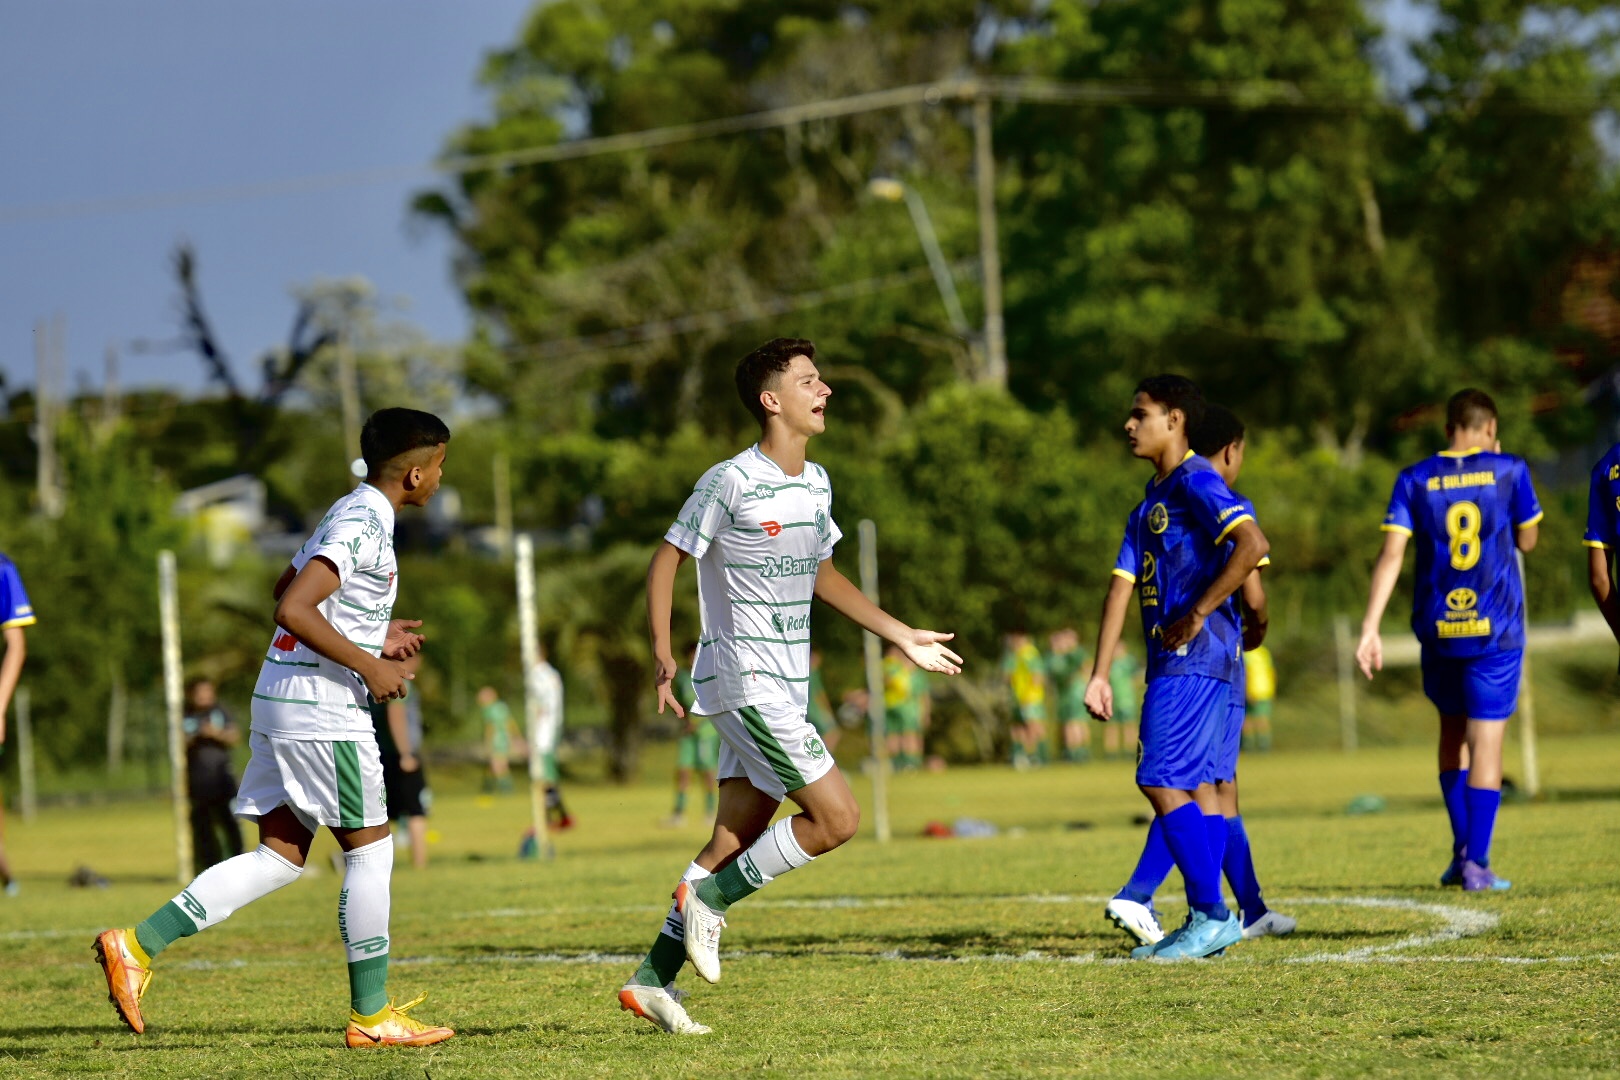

{"left": 0, "top": 0, "right": 534, "bottom": 397}
{"left": 0, "top": 1, "right": 1451, "bottom": 401}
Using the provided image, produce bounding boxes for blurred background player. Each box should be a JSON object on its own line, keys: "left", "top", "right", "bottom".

{"left": 665, "top": 642, "right": 719, "bottom": 828}
{"left": 373, "top": 693, "right": 430, "bottom": 871}
{"left": 0, "top": 549, "right": 34, "bottom": 897}
{"left": 1242, "top": 643, "right": 1276, "bottom": 752}
{"left": 1045, "top": 627, "right": 1093, "bottom": 763}
{"left": 1086, "top": 376, "right": 1268, "bottom": 961}
{"left": 1357, "top": 389, "right": 1539, "bottom": 893}
{"left": 806, "top": 647, "right": 840, "bottom": 756}
{"left": 883, "top": 644, "right": 930, "bottom": 771}
{"left": 182, "top": 677, "right": 244, "bottom": 872}
{"left": 477, "top": 685, "right": 516, "bottom": 794}
{"left": 1584, "top": 440, "right": 1620, "bottom": 658}
{"left": 527, "top": 644, "right": 572, "bottom": 831}
{"left": 1001, "top": 631, "right": 1049, "bottom": 768}
{"left": 1103, "top": 643, "right": 1142, "bottom": 761}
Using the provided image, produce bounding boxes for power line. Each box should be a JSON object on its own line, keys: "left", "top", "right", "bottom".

{"left": 2, "top": 77, "right": 1612, "bottom": 226}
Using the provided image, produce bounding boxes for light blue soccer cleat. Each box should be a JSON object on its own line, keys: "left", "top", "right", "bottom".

{"left": 1131, "top": 915, "right": 1189, "bottom": 959}
{"left": 1149, "top": 910, "right": 1243, "bottom": 961}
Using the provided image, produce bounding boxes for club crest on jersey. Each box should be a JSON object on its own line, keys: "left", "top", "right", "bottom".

{"left": 815, "top": 508, "right": 828, "bottom": 538}
{"left": 1147, "top": 503, "right": 1169, "bottom": 534}
{"left": 804, "top": 734, "right": 827, "bottom": 761}
{"left": 1446, "top": 588, "right": 1478, "bottom": 612}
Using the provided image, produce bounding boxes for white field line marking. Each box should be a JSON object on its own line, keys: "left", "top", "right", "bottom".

{"left": 1280, "top": 896, "right": 1499, "bottom": 964}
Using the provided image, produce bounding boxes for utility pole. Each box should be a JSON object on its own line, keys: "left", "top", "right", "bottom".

{"left": 493, "top": 451, "right": 514, "bottom": 560}
{"left": 33, "top": 318, "right": 63, "bottom": 518}
{"left": 972, "top": 93, "right": 1008, "bottom": 388}
{"left": 102, "top": 341, "right": 122, "bottom": 435}
{"left": 338, "top": 339, "right": 361, "bottom": 488}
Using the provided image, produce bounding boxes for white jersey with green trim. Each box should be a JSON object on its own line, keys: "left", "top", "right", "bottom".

{"left": 251, "top": 483, "right": 398, "bottom": 741}
{"left": 666, "top": 445, "right": 842, "bottom": 715}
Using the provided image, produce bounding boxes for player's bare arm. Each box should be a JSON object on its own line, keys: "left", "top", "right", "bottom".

{"left": 1241, "top": 568, "right": 1269, "bottom": 651}
{"left": 646, "top": 541, "right": 691, "bottom": 717}
{"left": 1516, "top": 522, "right": 1539, "bottom": 553}
{"left": 1587, "top": 547, "right": 1620, "bottom": 644}
{"left": 1161, "top": 519, "right": 1269, "bottom": 651}
{"left": 0, "top": 624, "right": 26, "bottom": 744}
{"left": 813, "top": 560, "right": 962, "bottom": 674}
{"left": 273, "top": 556, "right": 412, "bottom": 701}
{"left": 1356, "top": 529, "right": 1409, "bottom": 679}
{"left": 1085, "top": 574, "right": 1134, "bottom": 720}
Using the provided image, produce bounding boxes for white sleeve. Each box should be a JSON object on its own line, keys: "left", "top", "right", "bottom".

{"left": 307, "top": 508, "right": 388, "bottom": 584}
{"left": 818, "top": 465, "right": 843, "bottom": 562}
{"left": 665, "top": 462, "right": 740, "bottom": 560}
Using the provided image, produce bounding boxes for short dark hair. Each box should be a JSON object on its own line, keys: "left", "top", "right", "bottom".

{"left": 736, "top": 338, "right": 815, "bottom": 427}
{"left": 1191, "top": 403, "right": 1245, "bottom": 458}
{"left": 361, "top": 408, "right": 450, "bottom": 475}
{"left": 1135, "top": 374, "right": 1205, "bottom": 434}
{"left": 1445, "top": 388, "right": 1497, "bottom": 434}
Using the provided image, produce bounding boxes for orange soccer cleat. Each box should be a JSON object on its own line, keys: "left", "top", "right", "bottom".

{"left": 93, "top": 928, "right": 153, "bottom": 1034}
{"left": 344, "top": 993, "right": 456, "bottom": 1048}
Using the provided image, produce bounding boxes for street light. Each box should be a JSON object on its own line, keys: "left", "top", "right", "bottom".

{"left": 867, "top": 177, "right": 973, "bottom": 341}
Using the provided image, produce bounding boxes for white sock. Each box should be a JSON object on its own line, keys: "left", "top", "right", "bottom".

{"left": 663, "top": 862, "right": 713, "bottom": 941}
{"left": 175, "top": 844, "right": 303, "bottom": 933}
{"left": 735, "top": 817, "right": 815, "bottom": 891}
{"left": 339, "top": 837, "right": 393, "bottom": 962}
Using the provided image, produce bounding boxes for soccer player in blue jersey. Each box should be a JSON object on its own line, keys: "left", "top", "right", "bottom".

{"left": 1085, "top": 377, "right": 1270, "bottom": 960}
{"left": 1582, "top": 443, "right": 1620, "bottom": 645}
{"left": 1356, "top": 389, "right": 1540, "bottom": 892}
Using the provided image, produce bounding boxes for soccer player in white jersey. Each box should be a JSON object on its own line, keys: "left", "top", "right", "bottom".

{"left": 618, "top": 338, "right": 963, "bottom": 1035}
{"left": 94, "top": 408, "right": 456, "bottom": 1048}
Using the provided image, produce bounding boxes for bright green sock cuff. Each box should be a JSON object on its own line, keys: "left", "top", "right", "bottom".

{"left": 697, "top": 861, "right": 758, "bottom": 910}
{"left": 135, "top": 900, "right": 200, "bottom": 960}
{"left": 631, "top": 932, "right": 686, "bottom": 988}
{"left": 348, "top": 954, "right": 390, "bottom": 1017}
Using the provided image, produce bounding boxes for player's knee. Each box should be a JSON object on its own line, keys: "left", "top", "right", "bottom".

{"left": 816, "top": 800, "right": 861, "bottom": 849}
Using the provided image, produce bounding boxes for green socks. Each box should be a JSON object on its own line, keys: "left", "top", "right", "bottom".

{"left": 694, "top": 863, "right": 756, "bottom": 911}
{"left": 348, "top": 955, "right": 390, "bottom": 1017}
{"left": 135, "top": 899, "right": 200, "bottom": 961}
{"left": 631, "top": 931, "right": 688, "bottom": 988}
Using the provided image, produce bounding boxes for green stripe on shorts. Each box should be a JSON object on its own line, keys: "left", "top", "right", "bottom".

{"left": 738, "top": 705, "right": 806, "bottom": 791}
{"left": 333, "top": 741, "right": 365, "bottom": 828}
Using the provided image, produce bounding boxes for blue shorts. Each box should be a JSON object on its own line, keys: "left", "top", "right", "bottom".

{"left": 1137, "top": 675, "right": 1230, "bottom": 790}
{"left": 1212, "top": 689, "right": 1244, "bottom": 784}
{"left": 1420, "top": 650, "right": 1521, "bottom": 722}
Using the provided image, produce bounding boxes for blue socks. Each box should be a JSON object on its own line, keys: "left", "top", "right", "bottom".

{"left": 1203, "top": 813, "right": 1228, "bottom": 875}
{"left": 1223, "top": 816, "right": 1267, "bottom": 925}
{"left": 1465, "top": 786, "right": 1501, "bottom": 867}
{"left": 1439, "top": 769, "right": 1469, "bottom": 857}
{"left": 1117, "top": 817, "right": 1174, "bottom": 905}
{"left": 1160, "top": 803, "right": 1229, "bottom": 919}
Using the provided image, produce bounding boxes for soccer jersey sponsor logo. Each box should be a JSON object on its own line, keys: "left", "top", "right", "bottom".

{"left": 1147, "top": 503, "right": 1169, "bottom": 534}
{"left": 1217, "top": 504, "right": 1247, "bottom": 523}
{"left": 1446, "top": 588, "right": 1478, "bottom": 612}
{"left": 759, "top": 554, "right": 819, "bottom": 579}
{"left": 751, "top": 483, "right": 776, "bottom": 500}
{"left": 1437, "top": 617, "right": 1492, "bottom": 638}
{"left": 762, "top": 520, "right": 783, "bottom": 536}
{"left": 273, "top": 631, "right": 300, "bottom": 652}
{"left": 771, "top": 612, "right": 811, "bottom": 633}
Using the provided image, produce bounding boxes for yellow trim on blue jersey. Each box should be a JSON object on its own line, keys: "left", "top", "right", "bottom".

{"left": 1516, "top": 511, "right": 1544, "bottom": 529}
{"left": 1149, "top": 449, "right": 1199, "bottom": 489}
{"left": 1257, "top": 555, "right": 1272, "bottom": 567}
{"left": 1213, "top": 513, "right": 1255, "bottom": 544}
{"left": 0, "top": 616, "right": 37, "bottom": 629}
{"left": 1111, "top": 568, "right": 1137, "bottom": 583}
{"left": 1380, "top": 523, "right": 1414, "bottom": 536}
{"left": 1437, "top": 447, "right": 1485, "bottom": 458}
{"left": 1583, "top": 539, "right": 1611, "bottom": 550}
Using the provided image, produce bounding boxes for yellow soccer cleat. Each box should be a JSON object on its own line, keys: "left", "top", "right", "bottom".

{"left": 93, "top": 928, "right": 153, "bottom": 1034}
{"left": 345, "top": 992, "right": 456, "bottom": 1048}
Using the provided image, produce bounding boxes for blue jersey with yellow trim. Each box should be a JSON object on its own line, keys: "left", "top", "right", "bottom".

{"left": 1382, "top": 449, "right": 1541, "bottom": 657}
{"left": 0, "top": 553, "right": 35, "bottom": 630}
{"left": 1214, "top": 490, "right": 1267, "bottom": 654}
{"left": 1583, "top": 444, "right": 1620, "bottom": 553}
{"left": 1111, "top": 454, "right": 1252, "bottom": 684}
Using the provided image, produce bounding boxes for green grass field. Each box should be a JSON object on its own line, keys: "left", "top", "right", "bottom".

{"left": 6, "top": 737, "right": 1620, "bottom": 1078}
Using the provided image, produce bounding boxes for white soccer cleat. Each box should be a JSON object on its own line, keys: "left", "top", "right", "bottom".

{"left": 618, "top": 982, "right": 711, "bottom": 1035}
{"left": 1241, "top": 910, "right": 1297, "bottom": 939}
{"left": 1105, "top": 897, "right": 1165, "bottom": 946}
{"left": 676, "top": 881, "right": 727, "bottom": 984}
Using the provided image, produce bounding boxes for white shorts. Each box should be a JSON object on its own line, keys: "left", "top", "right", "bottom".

{"left": 710, "top": 701, "right": 836, "bottom": 801}
{"left": 236, "top": 730, "right": 388, "bottom": 834}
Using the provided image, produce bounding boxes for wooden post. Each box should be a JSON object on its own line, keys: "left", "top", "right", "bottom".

{"left": 106, "top": 659, "right": 128, "bottom": 775}
{"left": 515, "top": 534, "right": 550, "bottom": 859}
{"left": 159, "top": 551, "right": 192, "bottom": 883}
{"left": 1334, "top": 614, "right": 1358, "bottom": 753}
{"left": 858, "top": 519, "right": 891, "bottom": 843}
{"left": 493, "top": 452, "right": 514, "bottom": 560}
{"left": 15, "top": 687, "right": 35, "bottom": 824}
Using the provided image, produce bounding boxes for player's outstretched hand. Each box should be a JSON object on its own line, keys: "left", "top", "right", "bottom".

{"left": 1160, "top": 610, "right": 1205, "bottom": 652}
{"left": 900, "top": 630, "right": 962, "bottom": 675}
{"left": 383, "top": 619, "right": 425, "bottom": 659}
{"left": 654, "top": 652, "right": 686, "bottom": 719}
{"left": 1355, "top": 629, "right": 1383, "bottom": 680}
{"left": 1083, "top": 675, "right": 1113, "bottom": 721}
{"left": 364, "top": 658, "right": 415, "bottom": 702}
